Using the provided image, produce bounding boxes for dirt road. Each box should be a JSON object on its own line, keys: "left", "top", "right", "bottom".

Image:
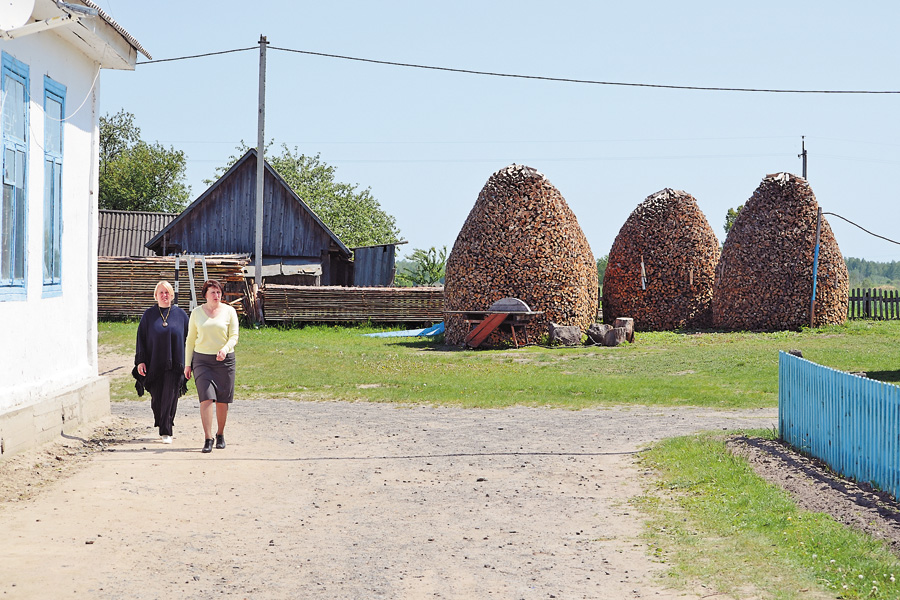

{"left": 0, "top": 396, "right": 776, "bottom": 600}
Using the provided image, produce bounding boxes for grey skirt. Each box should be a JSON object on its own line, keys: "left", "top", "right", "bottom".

{"left": 192, "top": 352, "right": 236, "bottom": 403}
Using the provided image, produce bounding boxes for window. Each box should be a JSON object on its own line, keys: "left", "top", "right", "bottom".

{"left": 43, "top": 77, "right": 64, "bottom": 296}
{"left": 1, "top": 53, "right": 28, "bottom": 300}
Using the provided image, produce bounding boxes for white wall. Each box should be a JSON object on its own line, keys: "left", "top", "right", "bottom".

{"left": 0, "top": 33, "right": 104, "bottom": 414}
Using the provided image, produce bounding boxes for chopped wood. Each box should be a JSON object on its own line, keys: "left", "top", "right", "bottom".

{"left": 444, "top": 164, "right": 598, "bottom": 347}
{"left": 613, "top": 317, "right": 635, "bottom": 343}
{"left": 603, "top": 189, "right": 719, "bottom": 331}
{"left": 713, "top": 173, "right": 848, "bottom": 330}
{"left": 604, "top": 327, "right": 628, "bottom": 347}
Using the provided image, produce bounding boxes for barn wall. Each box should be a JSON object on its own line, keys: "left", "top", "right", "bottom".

{"left": 163, "top": 160, "right": 336, "bottom": 260}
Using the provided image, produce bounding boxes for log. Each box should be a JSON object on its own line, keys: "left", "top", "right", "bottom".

{"left": 613, "top": 317, "right": 635, "bottom": 343}
{"left": 603, "top": 327, "right": 628, "bottom": 347}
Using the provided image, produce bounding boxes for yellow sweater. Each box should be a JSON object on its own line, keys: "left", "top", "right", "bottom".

{"left": 185, "top": 304, "right": 240, "bottom": 365}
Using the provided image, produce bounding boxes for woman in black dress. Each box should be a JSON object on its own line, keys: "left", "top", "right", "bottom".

{"left": 134, "top": 281, "right": 190, "bottom": 443}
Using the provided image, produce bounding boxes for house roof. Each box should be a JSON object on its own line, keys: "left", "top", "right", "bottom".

{"left": 146, "top": 148, "right": 352, "bottom": 257}
{"left": 26, "top": 0, "right": 150, "bottom": 69}
{"left": 99, "top": 210, "right": 177, "bottom": 257}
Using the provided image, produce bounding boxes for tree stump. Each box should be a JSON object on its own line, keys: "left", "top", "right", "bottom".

{"left": 613, "top": 317, "right": 634, "bottom": 343}
{"left": 604, "top": 327, "right": 628, "bottom": 347}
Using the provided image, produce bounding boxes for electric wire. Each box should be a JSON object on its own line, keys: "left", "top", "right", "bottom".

{"left": 824, "top": 213, "right": 900, "bottom": 246}
{"left": 138, "top": 47, "right": 256, "bottom": 64}
{"left": 136, "top": 44, "right": 900, "bottom": 94}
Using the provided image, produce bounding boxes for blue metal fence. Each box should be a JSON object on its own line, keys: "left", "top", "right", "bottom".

{"left": 779, "top": 351, "right": 900, "bottom": 499}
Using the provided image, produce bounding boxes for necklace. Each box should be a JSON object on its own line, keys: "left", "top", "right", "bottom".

{"left": 159, "top": 305, "right": 171, "bottom": 327}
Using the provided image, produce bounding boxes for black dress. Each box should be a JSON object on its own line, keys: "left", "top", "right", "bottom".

{"left": 134, "top": 304, "right": 190, "bottom": 437}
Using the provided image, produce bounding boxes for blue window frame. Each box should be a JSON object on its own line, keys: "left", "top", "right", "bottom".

{"left": 1, "top": 52, "right": 29, "bottom": 300}
{"left": 43, "top": 76, "right": 65, "bottom": 297}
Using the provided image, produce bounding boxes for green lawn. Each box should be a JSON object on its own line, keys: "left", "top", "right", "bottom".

{"left": 640, "top": 431, "right": 900, "bottom": 600}
{"left": 100, "top": 319, "right": 900, "bottom": 408}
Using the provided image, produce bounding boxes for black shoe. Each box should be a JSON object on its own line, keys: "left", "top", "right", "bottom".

{"left": 215, "top": 434, "right": 226, "bottom": 449}
{"left": 202, "top": 438, "right": 214, "bottom": 453}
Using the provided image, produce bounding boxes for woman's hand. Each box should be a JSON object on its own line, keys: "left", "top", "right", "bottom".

{"left": 184, "top": 366, "right": 192, "bottom": 380}
{"left": 216, "top": 349, "right": 227, "bottom": 361}
{"left": 137, "top": 363, "right": 147, "bottom": 377}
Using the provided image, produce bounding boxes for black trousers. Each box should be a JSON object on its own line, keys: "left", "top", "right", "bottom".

{"left": 148, "top": 370, "right": 181, "bottom": 436}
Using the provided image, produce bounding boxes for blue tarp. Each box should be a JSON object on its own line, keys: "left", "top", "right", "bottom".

{"left": 363, "top": 322, "right": 445, "bottom": 338}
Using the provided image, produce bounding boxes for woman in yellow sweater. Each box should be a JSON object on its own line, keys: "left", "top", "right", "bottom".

{"left": 184, "top": 279, "right": 240, "bottom": 454}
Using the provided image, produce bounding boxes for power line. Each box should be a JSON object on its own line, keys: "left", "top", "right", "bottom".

{"left": 825, "top": 213, "right": 900, "bottom": 246}
{"left": 269, "top": 46, "right": 900, "bottom": 94}
{"left": 138, "top": 47, "right": 256, "bottom": 64}
{"left": 136, "top": 44, "right": 900, "bottom": 94}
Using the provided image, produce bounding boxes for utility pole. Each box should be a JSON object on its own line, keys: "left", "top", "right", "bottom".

{"left": 798, "top": 136, "right": 808, "bottom": 179}
{"left": 254, "top": 35, "right": 268, "bottom": 291}
{"left": 810, "top": 206, "right": 822, "bottom": 328}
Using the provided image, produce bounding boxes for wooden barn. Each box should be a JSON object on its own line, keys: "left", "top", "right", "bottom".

{"left": 146, "top": 148, "right": 353, "bottom": 285}
{"left": 352, "top": 242, "right": 406, "bottom": 287}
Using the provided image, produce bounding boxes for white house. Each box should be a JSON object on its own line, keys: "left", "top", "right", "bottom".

{"left": 0, "top": 0, "right": 148, "bottom": 456}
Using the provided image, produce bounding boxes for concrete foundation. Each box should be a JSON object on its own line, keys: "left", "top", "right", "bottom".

{"left": 0, "top": 376, "right": 110, "bottom": 458}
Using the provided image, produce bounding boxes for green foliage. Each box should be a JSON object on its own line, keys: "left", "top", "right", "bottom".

{"left": 640, "top": 432, "right": 900, "bottom": 599}
{"left": 99, "top": 319, "right": 900, "bottom": 408}
{"left": 395, "top": 246, "right": 447, "bottom": 286}
{"left": 99, "top": 110, "right": 190, "bottom": 212}
{"left": 723, "top": 204, "right": 743, "bottom": 235}
{"left": 596, "top": 254, "right": 608, "bottom": 286}
{"left": 845, "top": 257, "right": 900, "bottom": 289}
{"left": 212, "top": 142, "right": 401, "bottom": 248}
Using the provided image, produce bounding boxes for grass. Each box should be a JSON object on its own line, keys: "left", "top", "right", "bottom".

{"left": 638, "top": 431, "right": 900, "bottom": 599}
{"left": 99, "top": 319, "right": 900, "bottom": 407}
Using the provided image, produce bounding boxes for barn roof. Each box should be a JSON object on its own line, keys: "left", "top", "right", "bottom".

{"left": 99, "top": 209, "right": 177, "bottom": 257}
{"left": 146, "top": 148, "right": 351, "bottom": 257}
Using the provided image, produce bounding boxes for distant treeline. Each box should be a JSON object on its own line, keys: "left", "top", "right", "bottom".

{"left": 845, "top": 257, "right": 900, "bottom": 289}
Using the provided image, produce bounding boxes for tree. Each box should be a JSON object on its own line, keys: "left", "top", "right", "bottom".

{"left": 395, "top": 246, "right": 447, "bottom": 287}
{"left": 596, "top": 254, "right": 608, "bottom": 286}
{"left": 212, "top": 143, "right": 401, "bottom": 248}
{"left": 724, "top": 205, "right": 744, "bottom": 235}
{"left": 99, "top": 110, "right": 190, "bottom": 212}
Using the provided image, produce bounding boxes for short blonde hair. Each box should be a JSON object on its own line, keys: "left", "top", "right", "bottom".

{"left": 154, "top": 280, "right": 175, "bottom": 298}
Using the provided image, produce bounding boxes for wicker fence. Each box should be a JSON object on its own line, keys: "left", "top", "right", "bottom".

{"left": 262, "top": 285, "right": 444, "bottom": 324}
{"left": 847, "top": 288, "right": 900, "bottom": 320}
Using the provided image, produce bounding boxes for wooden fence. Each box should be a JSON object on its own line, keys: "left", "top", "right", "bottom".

{"left": 262, "top": 284, "right": 444, "bottom": 324}
{"left": 847, "top": 288, "right": 900, "bottom": 320}
{"left": 779, "top": 351, "right": 900, "bottom": 500}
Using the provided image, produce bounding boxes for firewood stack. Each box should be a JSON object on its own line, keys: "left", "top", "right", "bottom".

{"left": 713, "top": 173, "right": 848, "bottom": 330}
{"left": 602, "top": 189, "right": 720, "bottom": 330}
{"left": 444, "top": 164, "right": 598, "bottom": 347}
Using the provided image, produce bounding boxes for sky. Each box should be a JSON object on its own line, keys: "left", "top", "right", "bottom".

{"left": 93, "top": 0, "right": 900, "bottom": 262}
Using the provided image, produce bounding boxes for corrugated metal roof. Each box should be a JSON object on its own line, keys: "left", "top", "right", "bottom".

{"left": 98, "top": 210, "right": 176, "bottom": 256}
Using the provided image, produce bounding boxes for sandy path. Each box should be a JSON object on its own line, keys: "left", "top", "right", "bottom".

{"left": 0, "top": 399, "right": 776, "bottom": 599}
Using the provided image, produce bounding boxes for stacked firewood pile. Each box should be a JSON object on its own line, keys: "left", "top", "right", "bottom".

{"left": 444, "top": 164, "right": 598, "bottom": 347}
{"left": 603, "top": 189, "right": 720, "bottom": 330}
{"left": 713, "top": 173, "right": 848, "bottom": 330}
{"left": 98, "top": 255, "right": 249, "bottom": 318}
